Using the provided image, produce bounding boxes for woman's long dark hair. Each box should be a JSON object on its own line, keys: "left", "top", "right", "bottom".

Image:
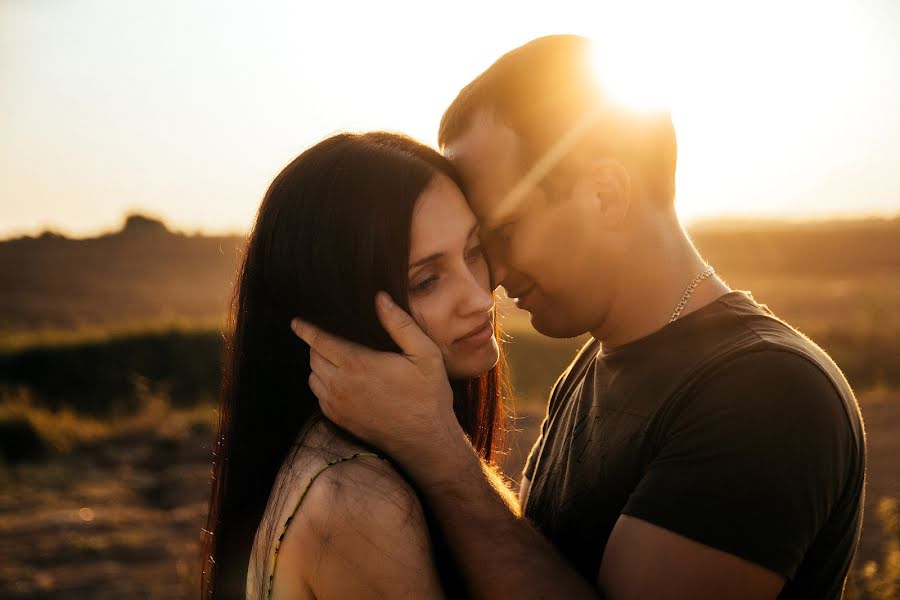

{"left": 200, "top": 132, "right": 507, "bottom": 599}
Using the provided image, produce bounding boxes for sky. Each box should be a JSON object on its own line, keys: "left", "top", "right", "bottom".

{"left": 1, "top": 0, "right": 898, "bottom": 239}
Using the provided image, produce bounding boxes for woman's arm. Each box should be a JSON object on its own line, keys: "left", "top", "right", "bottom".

{"left": 275, "top": 455, "right": 445, "bottom": 599}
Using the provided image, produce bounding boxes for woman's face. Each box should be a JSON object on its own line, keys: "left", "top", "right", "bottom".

{"left": 407, "top": 174, "right": 500, "bottom": 380}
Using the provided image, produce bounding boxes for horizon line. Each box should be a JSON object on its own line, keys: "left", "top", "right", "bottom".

{"left": 2, "top": 209, "right": 899, "bottom": 243}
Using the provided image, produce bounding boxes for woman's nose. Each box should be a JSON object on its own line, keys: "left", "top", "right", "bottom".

{"left": 458, "top": 270, "right": 495, "bottom": 315}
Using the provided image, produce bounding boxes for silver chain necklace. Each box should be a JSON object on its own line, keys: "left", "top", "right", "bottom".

{"left": 669, "top": 266, "right": 716, "bottom": 323}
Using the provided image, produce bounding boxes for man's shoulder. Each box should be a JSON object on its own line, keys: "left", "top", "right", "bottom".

{"left": 692, "top": 347, "right": 846, "bottom": 413}
{"left": 691, "top": 292, "right": 856, "bottom": 400}
{"left": 639, "top": 292, "right": 866, "bottom": 460}
{"left": 667, "top": 348, "right": 863, "bottom": 499}
{"left": 707, "top": 293, "right": 862, "bottom": 436}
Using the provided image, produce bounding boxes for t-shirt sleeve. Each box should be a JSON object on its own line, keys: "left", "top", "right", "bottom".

{"left": 621, "top": 349, "right": 854, "bottom": 579}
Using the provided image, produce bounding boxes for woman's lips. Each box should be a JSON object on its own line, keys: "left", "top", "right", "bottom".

{"left": 454, "top": 319, "right": 494, "bottom": 345}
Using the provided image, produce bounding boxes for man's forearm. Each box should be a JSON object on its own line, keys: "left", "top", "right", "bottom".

{"left": 405, "top": 430, "right": 599, "bottom": 599}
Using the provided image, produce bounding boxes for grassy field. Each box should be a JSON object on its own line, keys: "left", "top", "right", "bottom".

{"left": 1, "top": 216, "right": 898, "bottom": 598}
{"left": 1, "top": 325, "right": 898, "bottom": 598}
{"left": 0, "top": 376, "right": 897, "bottom": 598}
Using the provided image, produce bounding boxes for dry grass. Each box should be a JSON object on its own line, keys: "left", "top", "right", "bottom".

{"left": 0, "top": 385, "right": 896, "bottom": 598}
{"left": 0, "top": 388, "right": 216, "bottom": 457}
{"left": 846, "top": 497, "right": 900, "bottom": 599}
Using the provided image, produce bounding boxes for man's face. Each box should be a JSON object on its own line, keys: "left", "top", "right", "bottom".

{"left": 445, "top": 111, "right": 615, "bottom": 338}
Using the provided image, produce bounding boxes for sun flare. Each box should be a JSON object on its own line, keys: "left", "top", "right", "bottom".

{"left": 588, "top": 40, "right": 672, "bottom": 114}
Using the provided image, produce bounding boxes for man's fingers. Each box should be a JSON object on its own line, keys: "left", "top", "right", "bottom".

{"left": 308, "top": 372, "right": 329, "bottom": 402}
{"left": 375, "top": 292, "right": 436, "bottom": 358}
{"left": 291, "top": 318, "right": 359, "bottom": 367}
{"left": 310, "top": 348, "right": 338, "bottom": 378}
{"left": 310, "top": 372, "right": 342, "bottom": 423}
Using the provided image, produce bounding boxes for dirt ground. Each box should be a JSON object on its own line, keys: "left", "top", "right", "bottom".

{"left": 0, "top": 389, "right": 896, "bottom": 599}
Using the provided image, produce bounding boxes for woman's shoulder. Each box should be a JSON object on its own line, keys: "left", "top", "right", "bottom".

{"left": 278, "top": 417, "right": 425, "bottom": 541}
{"left": 250, "top": 419, "right": 436, "bottom": 599}
{"left": 295, "top": 445, "right": 423, "bottom": 537}
{"left": 273, "top": 436, "right": 439, "bottom": 597}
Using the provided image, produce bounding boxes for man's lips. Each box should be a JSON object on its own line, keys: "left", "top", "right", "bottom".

{"left": 510, "top": 284, "right": 536, "bottom": 307}
{"left": 454, "top": 319, "right": 494, "bottom": 344}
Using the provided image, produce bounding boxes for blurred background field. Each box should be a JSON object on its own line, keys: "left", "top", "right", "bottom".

{"left": 1, "top": 215, "right": 899, "bottom": 598}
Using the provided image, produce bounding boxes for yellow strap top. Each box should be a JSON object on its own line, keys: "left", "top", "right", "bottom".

{"left": 265, "top": 451, "right": 385, "bottom": 600}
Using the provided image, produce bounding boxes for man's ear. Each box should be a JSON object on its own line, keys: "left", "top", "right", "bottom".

{"left": 589, "top": 158, "right": 631, "bottom": 227}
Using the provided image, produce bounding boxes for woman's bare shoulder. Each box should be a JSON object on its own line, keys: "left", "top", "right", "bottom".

{"left": 296, "top": 450, "right": 423, "bottom": 541}
{"left": 276, "top": 446, "right": 442, "bottom": 598}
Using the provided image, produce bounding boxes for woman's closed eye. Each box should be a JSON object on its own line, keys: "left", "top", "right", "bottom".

{"left": 410, "top": 273, "right": 440, "bottom": 295}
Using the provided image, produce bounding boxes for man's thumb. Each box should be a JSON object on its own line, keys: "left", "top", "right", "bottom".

{"left": 375, "top": 292, "right": 432, "bottom": 356}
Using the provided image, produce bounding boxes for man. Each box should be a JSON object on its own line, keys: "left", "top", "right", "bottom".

{"left": 293, "top": 35, "right": 865, "bottom": 599}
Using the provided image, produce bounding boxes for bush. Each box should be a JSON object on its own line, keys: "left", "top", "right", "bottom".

{"left": 846, "top": 498, "right": 900, "bottom": 599}
{"left": 0, "top": 412, "right": 47, "bottom": 462}
{"left": 0, "top": 328, "right": 222, "bottom": 415}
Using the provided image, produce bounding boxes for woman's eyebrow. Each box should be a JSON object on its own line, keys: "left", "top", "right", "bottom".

{"left": 408, "top": 224, "right": 479, "bottom": 269}
{"left": 409, "top": 252, "right": 443, "bottom": 269}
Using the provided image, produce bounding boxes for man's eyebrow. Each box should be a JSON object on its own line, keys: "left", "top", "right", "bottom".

{"left": 408, "top": 225, "right": 480, "bottom": 269}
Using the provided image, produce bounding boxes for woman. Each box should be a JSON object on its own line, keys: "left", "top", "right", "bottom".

{"left": 201, "top": 132, "right": 510, "bottom": 599}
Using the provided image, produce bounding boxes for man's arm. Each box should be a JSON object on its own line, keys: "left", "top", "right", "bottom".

{"left": 598, "top": 516, "right": 785, "bottom": 600}
{"left": 292, "top": 294, "right": 795, "bottom": 599}
{"left": 384, "top": 417, "right": 599, "bottom": 598}
{"left": 392, "top": 425, "right": 785, "bottom": 600}
{"left": 295, "top": 293, "right": 598, "bottom": 598}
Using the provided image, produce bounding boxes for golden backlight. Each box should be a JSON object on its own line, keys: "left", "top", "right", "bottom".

{"left": 0, "top": 0, "right": 896, "bottom": 238}
{"left": 588, "top": 39, "right": 672, "bottom": 114}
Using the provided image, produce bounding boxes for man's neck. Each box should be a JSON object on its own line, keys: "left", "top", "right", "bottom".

{"left": 591, "top": 219, "right": 732, "bottom": 350}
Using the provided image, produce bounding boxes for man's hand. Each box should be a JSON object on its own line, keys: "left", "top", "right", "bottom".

{"left": 291, "top": 291, "right": 463, "bottom": 467}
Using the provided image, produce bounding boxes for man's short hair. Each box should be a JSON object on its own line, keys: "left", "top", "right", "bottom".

{"left": 438, "top": 35, "right": 678, "bottom": 204}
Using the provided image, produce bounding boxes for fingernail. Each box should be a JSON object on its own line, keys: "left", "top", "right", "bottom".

{"left": 290, "top": 318, "right": 300, "bottom": 332}
{"left": 377, "top": 292, "right": 393, "bottom": 310}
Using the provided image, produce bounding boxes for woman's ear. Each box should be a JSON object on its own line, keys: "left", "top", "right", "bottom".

{"left": 589, "top": 158, "right": 631, "bottom": 228}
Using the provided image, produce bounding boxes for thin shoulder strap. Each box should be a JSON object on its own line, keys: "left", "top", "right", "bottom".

{"left": 265, "top": 451, "right": 384, "bottom": 600}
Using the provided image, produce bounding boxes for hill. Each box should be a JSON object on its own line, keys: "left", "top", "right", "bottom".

{"left": 0, "top": 215, "right": 244, "bottom": 333}
{"left": 1, "top": 214, "right": 898, "bottom": 336}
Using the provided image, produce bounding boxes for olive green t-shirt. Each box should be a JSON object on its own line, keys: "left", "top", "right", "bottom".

{"left": 521, "top": 291, "right": 865, "bottom": 599}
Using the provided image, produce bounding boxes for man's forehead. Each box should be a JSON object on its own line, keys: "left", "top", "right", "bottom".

{"left": 444, "top": 111, "right": 524, "bottom": 222}
{"left": 445, "top": 110, "right": 519, "bottom": 164}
